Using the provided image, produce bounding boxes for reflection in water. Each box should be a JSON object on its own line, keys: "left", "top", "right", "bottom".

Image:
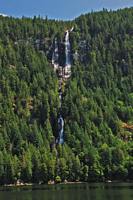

{"left": 0, "top": 183, "right": 133, "bottom": 200}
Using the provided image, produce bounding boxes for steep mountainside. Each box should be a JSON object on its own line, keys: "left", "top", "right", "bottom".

{"left": 0, "top": 8, "right": 133, "bottom": 184}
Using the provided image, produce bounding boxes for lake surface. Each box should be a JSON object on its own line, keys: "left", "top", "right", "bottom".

{"left": 0, "top": 182, "right": 133, "bottom": 200}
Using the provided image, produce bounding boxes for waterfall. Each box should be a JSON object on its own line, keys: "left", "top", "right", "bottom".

{"left": 65, "top": 30, "right": 71, "bottom": 66}
{"left": 58, "top": 77, "right": 64, "bottom": 144}
{"left": 58, "top": 115, "right": 64, "bottom": 144}
{"left": 64, "top": 30, "right": 71, "bottom": 78}
{"left": 52, "top": 29, "right": 72, "bottom": 145}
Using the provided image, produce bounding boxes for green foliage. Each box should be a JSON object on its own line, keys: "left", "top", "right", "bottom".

{"left": 0, "top": 8, "right": 133, "bottom": 184}
{"left": 55, "top": 175, "right": 61, "bottom": 183}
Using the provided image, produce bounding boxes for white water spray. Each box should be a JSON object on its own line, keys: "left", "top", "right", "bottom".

{"left": 64, "top": 30, "right": 71, "bottom": 79}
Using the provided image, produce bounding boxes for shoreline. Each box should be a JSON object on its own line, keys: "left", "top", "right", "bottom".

{"left": 2, "top": 179, "right": 133, "bottom": 188}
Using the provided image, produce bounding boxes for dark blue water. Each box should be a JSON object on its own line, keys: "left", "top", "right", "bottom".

{"left": 0, "top": 183, "right": 133, "bottom": 200}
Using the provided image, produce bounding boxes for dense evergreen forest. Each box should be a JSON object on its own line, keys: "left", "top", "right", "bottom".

{"left": 0, "top": 8, "right": 133, "bottom": 185}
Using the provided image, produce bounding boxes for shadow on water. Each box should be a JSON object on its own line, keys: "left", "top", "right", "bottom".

{"left": 0, "top": 183, "right": 133, "bottom": 200}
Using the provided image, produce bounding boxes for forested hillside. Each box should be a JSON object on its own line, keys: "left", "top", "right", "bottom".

{"left": 0, "top": 8, "right": 133, "bottom": 185}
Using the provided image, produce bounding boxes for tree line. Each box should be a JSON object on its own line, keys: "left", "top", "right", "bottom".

{"left": 0, "top": 8, "right": 133, "bottom": 184}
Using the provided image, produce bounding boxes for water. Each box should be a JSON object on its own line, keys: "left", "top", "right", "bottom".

{"left": 0, "top": 183, "right": 133, "bottom": 200}
{"left": 52, "top": 37, "right": 64, "bottom": 145}
{"left": 58, "top": 115, "right": 64, "bottom": 144}
{"left": 57, "top": 30, "right": 72, "bottom": 144}
{"left": 52, "top": 30, "right": 72, "bottom": 145}
{"left": 65, "top": 30, "right": 71, "bottom": 67}
{"left": 64, "top": 30, "right": 71, "bottom": 79}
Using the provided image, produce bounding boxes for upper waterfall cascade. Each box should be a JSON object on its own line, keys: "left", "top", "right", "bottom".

{"left": 65, "top": 30, "right": 71, "bottom": 67}
{"left": 64, "top": 30, "right": 71, "bottom": 79}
